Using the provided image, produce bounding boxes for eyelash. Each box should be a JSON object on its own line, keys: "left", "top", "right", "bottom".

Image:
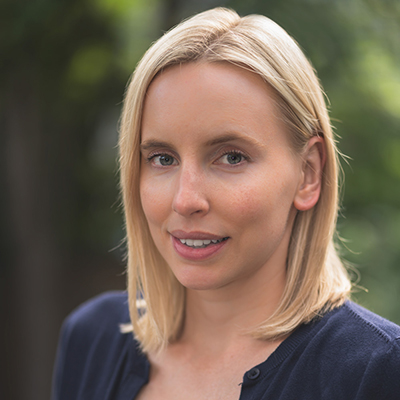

{"left": 146, "top": 152, "right": 177, "bottom": 166}
{"left": 218, "top": 150, "right": 249, "bottom": 165}
{"left": 145, "top": 149, "right": 249, "bottom": 167}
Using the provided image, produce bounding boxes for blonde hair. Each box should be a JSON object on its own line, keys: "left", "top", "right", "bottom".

{"left": 119, "top": 7, "right": 351, "bottom": 353}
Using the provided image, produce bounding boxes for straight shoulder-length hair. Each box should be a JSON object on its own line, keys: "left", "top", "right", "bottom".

{"left": 119, "top": 7, "right": 351, "bottom": 353}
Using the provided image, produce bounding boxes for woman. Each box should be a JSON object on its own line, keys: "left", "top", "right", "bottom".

{"left": 53, "top": 8, "right": 400, "bottom": 399}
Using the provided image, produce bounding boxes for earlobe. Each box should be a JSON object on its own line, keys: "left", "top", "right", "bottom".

{"left": 294, "top": 136, "right": 326, "bottom": 211}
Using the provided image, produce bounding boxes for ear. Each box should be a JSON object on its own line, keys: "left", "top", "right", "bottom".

{"left": 294, "top": 136, "right": 326, "bottom": 211}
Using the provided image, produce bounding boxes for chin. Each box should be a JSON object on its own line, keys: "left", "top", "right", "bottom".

{"left": 175, "top": 268, "right": 236, "bottom": 292}
{"left": 178, "top": 277, "right": 219, "bottom": 291}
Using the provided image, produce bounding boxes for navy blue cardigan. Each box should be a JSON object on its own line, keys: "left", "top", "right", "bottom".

{"left": 52, "top": 291, "right": 400, "bottom": 399}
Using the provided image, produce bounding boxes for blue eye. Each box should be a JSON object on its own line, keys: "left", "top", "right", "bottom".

{"left": 148, "top": 153, "right": 177, "bottom": 166}
{"left": 225, "top": 153, "right": 243, "bottom": 164}
{"left": 219, "top": 151, "right": 247, "bottom": 165}
{"left": 158, "top": 155, "right": 175, "bottom": 166}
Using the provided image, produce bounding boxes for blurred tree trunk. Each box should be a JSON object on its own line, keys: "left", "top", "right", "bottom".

{"left": 4, "top": 69, "right": 65, "bottom": 400}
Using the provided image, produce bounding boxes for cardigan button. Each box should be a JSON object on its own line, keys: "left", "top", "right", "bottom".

{"left": 246, "top": 368, "right": 260, "bottom": 380}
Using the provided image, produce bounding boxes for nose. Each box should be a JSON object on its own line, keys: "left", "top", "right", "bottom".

{"left": 172, "top": 166, "right": 210, "bottom": 217}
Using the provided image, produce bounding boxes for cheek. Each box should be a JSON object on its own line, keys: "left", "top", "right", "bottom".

{"left": 140, "top": 178, "right": 170, "bottom": 226}
{"left": 227, "top": 172, "right": 297, "bottom": 227}
{"left": 229, "top": 188, "right": 261, "bottom": 220}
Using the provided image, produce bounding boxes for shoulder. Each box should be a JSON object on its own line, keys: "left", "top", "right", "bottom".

{"left": 304, "top": 301, "right": 400, "bottom": 398}
{"left": 67, "top": 290, "right": 130, "bottom": 324}
{"left": 261, "top": 303, "right": 400, "bottom": 399}
{"left": 58, "top": 290, "right": 132, "bottom": 362}
{"left": 313, "top": 300, "right": 400, "bottom": 361}
{"left": 320, "top": 301, "right": 400, "bottom": 351}
{"left": 336, "top": 300, "right": 400, "bottom": 336}
{"left": 59, "top": 291, "right": 131, "bottom": 353}
{"left": 63, "top": 291, "right": 130, "bottom": 334}
{"left": 52, "top": 291, "right": 142, "bottom": 400}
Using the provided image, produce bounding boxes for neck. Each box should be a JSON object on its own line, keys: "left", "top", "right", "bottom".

{"left": 180, "top": 263, "right": 286, "bottom": 354}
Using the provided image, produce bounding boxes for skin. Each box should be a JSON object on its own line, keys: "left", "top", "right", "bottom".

{"left": 138, "top": 62, "right": 324, "bottom": 400}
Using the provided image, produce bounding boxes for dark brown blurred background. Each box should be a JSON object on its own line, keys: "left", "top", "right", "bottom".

{"left": 2, "top": 0, "right": 400, "bottom": 399}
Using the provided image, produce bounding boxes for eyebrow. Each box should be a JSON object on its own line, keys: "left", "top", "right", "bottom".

{"left": 140, "top": 140, "right": 174, "bottom": 151}
{"left": 140, "top": 132, "right": 264, "bottom": 152}
{"left": 204, "top": 133, "right": 263, "bottom": 147}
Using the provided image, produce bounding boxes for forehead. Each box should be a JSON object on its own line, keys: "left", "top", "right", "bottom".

{"left": 141, "top": 62, "right": 290, "bottom": 148}
{"left": 145, "top": 61, "right": 276, "bottom": 110}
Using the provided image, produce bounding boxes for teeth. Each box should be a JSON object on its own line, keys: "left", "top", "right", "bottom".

{"left": 179, "top": 238, "right": 224, "bottom": 248}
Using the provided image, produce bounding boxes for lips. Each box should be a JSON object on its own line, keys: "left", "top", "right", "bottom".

{"left": 170, "top": 230, "right": 229, "bottom": 261}
{"left": 170, "top": 230, "right": 226, "bottom": 240}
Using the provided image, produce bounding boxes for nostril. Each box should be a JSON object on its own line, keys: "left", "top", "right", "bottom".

{"left": 172, "top": 195, "right": 210, "bottom": 217}
{"left": 172, "top": 172, "right": 210, "bottom": 217}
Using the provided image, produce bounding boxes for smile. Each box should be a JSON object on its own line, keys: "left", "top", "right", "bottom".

{"left": 179, "top": 237, "right": 228, "bottom": 248}
{"left": 171, "top": 233, "right": 230, "bottom": 261}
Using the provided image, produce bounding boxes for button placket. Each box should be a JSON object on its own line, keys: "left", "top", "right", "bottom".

{"left": 239, "top": 367, "right": 264, "bottom": 399}
{"left": 246, "top": 368, "right": 261, "bottom": 380}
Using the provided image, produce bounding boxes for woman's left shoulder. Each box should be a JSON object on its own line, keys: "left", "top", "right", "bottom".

{"left": 316, "top": 301, "right": 400, "bottom": 397}
{"left": 328, "top": 301, "right": 400, "bottom": 348}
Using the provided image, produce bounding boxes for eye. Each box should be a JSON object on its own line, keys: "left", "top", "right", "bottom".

{"left": 148, "top": 153, "right": 178, "bottom": 166}
{"left": 218, "top": 151, "right": 248, "bottom": 165}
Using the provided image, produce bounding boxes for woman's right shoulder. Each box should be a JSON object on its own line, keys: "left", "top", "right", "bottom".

{"left": 57, "top": 291, "right": 132, "bottom": 362}
{"left": 52, "top": 291, "right": 138, "bottom": 399}
{"left": 64, "top": 291, "right": 130, "bottom": 334}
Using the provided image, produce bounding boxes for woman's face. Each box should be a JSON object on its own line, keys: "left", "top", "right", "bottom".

{"left": 139, "top": 62, "right": 305, "bottom": 292}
